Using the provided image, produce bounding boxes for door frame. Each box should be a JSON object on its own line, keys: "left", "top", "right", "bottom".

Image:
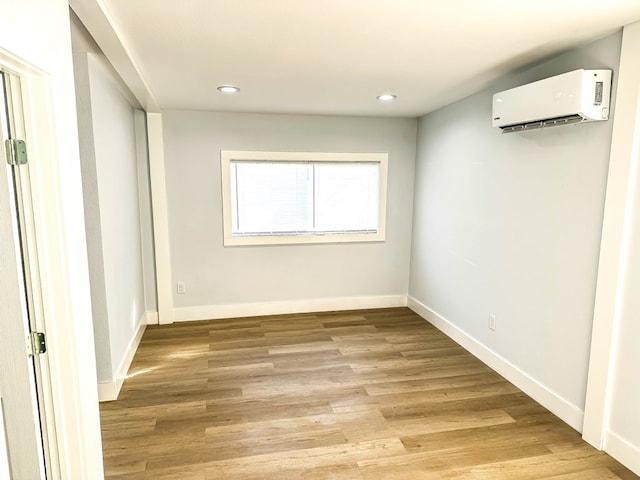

{"left": 583, "top": 20, "right": 640, "bottom": 466}
{"left": 0, "top": 45, "right": 104, "bottom": 479}
{"left": 1, "top": 68, "right": 50, "bottom": 479}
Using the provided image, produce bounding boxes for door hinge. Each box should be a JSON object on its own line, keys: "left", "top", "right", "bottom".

{"left": 4, "top": 138, "right": 28, "bottom": 166}
{"left": 26, "top": 332, "right": 46, "bottom": 356}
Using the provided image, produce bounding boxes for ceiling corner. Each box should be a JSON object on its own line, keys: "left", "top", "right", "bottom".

{"left": 69, "top": 0, "right": 160, "bottom": 113}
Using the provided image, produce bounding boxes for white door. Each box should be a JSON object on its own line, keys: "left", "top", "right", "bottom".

{"left": 0, "top": 70, "right": 47, "bottom": 479}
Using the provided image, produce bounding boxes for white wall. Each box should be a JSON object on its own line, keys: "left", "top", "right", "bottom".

{"left": 162, "top": 111, "right": 416, "bottom": 317}
{"left": 71, "top": 15, "right": 149, "bottom": 390}
{"left": 73, "top": 51, "right": 113, "bottom": 382}
{"left": 88, "top": 53, "right": 146, "bottom": 376}
{"left": 0, "top": 0, "right": 103, "bottom": 476}
{"left": 409, "top": 31, "right": 622, "bottom": 427}
{"left": 607, "top": 199, "right": 640, "bottom": 469}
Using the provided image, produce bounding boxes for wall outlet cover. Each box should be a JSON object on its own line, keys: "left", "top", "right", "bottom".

{"left": 489, "top": 314, "right": 496, "bottom": 331}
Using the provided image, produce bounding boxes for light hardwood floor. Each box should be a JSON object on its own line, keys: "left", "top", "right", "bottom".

{"left": 100, "top": 308, "right": 639, "bottom": 479}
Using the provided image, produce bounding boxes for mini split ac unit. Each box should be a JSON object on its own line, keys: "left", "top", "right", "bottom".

{"left": 492, "top": 69, "right": 612, "bottom": 133}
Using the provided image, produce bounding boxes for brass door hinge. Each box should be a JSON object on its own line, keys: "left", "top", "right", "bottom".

{"left": 5, "top": 138, "right": 28, "bottom": 166}
{"left": 26, "top": 332, "right": 46, "bottom": 356}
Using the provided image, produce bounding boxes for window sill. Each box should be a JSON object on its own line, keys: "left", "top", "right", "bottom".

{"left": 223, "top": 231, "right": 385, "bottom": 246}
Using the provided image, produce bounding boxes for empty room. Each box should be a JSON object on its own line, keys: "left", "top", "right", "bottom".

{"left": 2, "top": 1, "right": 640, "bottom": 479}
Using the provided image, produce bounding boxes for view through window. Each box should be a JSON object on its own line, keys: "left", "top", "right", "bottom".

{"left": 221, "top": 151, "right": 388, "bottom": 245}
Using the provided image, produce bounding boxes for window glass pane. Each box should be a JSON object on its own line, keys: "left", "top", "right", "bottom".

{"left": 232, "top": 161, "right": 310, "bottom": 234}
{"left": 314, "top": 163, "right": 379, "bottom": 232}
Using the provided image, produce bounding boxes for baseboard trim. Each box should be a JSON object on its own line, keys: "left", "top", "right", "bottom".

{"left": 98, "top": 315, "right": 147, "bottom": 402}
{"left": 605, "top": 431, "right": 640, "bottom": 476}
{"left": 0, "top": 398, "right": 11, "bottom": 479}
{"left": 173, "top": 295, "right": 408, "bottom": 322}
{"left": 145, "top": 311, "right": 159, "bottom": 325}
{"left": 407, "top": 296, "right": 584, "bottom": 432}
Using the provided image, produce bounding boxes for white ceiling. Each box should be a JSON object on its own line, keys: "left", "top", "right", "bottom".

{"left": 75, "top": 0, "right": 640, "bottom": 117}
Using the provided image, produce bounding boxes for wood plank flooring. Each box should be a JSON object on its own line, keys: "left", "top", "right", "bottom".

{"left": 100, "top": 308, "right": 639, "bottom": 479}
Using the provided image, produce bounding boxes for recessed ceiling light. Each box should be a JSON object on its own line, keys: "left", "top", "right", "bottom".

{"left": 377, "top": 94, "right": 397, "bottom": 101}
{"left": 217, "top": 85, "right": 240, "bottom": 93}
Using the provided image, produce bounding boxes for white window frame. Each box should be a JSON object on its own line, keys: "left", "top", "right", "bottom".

{"left": 220, "top": 151, "right": 388, "bottom": 246}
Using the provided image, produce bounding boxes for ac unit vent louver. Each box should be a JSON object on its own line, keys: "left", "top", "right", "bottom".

{"left": 500, "top": 114, "right": 584, "bottom": 133}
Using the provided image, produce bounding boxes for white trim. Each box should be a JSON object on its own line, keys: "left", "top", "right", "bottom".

{"left": 96, "top": 381, "right": 118, "bottom": 403}
{"left": 0, "top": 399, "right": 10, "bottom": 480}
{"left": 147, "top": 113, "right": 174, "bottom": 325}
{"left": 174, "top": 295, "right": 408, "bottom": 322}
{"left": 407, "top": 297, "right": 584, "bottom": 432}
{"left": 68, "top": 0, "right": 159, "bottom": 112}
{"left": 145, "top": 311, "right": 159, "bottom": 325}
{"left": 133, "top": 109, "right": 158, "bottom": 315}
{"left": 98, "top": 317, "right": 146, "bottom": 402}
{"left": 222, "top": 231, "right": 385, "bottom": 247}
{"left": 0, "top": 47, "right": 103, "bottom": 479}
{"left": 605, "top": 431, "right": 640, "bottom": 476}
{"left": 583, "top": 21, "right": 640, "bottom": 448}
{"left": 220, "top": 150, "right": 388, "bottom": 246}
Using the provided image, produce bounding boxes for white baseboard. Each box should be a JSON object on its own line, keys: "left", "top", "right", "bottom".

{"left": 0, "top": 399, "right": 10, "bottom": 480}
{"left": 605, "top": 431, "right": 640, "bottom": 476}
{"left": 407, "top": 296, "right": 584, "bottom": 432}
{"left": 145, "top": 311, "right": 159, "bottom": 325}
{"left": 173, "top": 295, "right": 408, "bottom": 322}
{"left": 97, "top": 379, "right": 117, "bottom": 403}
{"left": 98, "top": 314, "right": 147, "bottom": 402}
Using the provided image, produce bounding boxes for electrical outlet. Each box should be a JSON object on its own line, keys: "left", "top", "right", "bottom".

{"left": 488, "top": 314, "right": 496, "bottom": 331}
{"left": 177, "top": 281, "right": 186, "bottom": 294}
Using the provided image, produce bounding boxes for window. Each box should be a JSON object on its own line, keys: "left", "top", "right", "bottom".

{"left": 221, "top": 151, "right": 388, "bottom": 246}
